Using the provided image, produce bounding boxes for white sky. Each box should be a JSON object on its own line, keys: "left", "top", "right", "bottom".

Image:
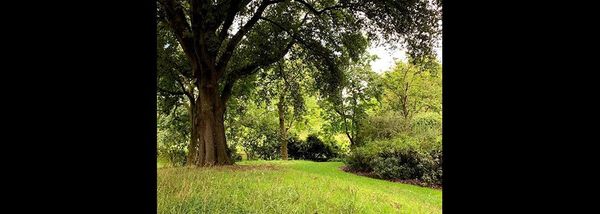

{"left": 368, "top": 39, "right": 442, "bottom": 73}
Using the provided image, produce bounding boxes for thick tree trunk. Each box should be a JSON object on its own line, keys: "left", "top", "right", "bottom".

{"left": 278, "top": 94, "right": 288, "bottom": 160}
{"left": 192, "top": 72, "right": 233, "bottom": 166}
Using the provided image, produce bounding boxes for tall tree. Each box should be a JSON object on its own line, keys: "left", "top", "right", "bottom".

{"left": 321, "top": 55, "right": 381, "bottom": 147}
{"left": 381, "top": 59, "right": 442, "bottom": 126}
{"left": 254, "top": 59, "right": 309, "bottom": 160}
{"left": 157, "top": 0, "right": 441, "bottom": 166}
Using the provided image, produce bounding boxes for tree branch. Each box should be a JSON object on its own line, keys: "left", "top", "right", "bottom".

{"left": 220, "top": 37, "right": 295, "bottom": 103}
{"left": 220, "top": 64, "right": 260, "bottom": 104}
{"left": 174, "top": 75, "right": 195, "bottom": 101}
{"left": 216, "top": 0, "right": 284, "bottom": 74}
{"left": 158, "top": 0, "right": 197, "bottom": 65}
{"left": 259, "top": 15, "right": 309, "bottom": 43}
{"left": 218, "top": 0, "right": 246, "bottom": 43}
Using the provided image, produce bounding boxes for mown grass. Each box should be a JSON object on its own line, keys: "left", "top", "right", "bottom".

{"left": 157, "top": 160, "right": 442, "bottom": 213}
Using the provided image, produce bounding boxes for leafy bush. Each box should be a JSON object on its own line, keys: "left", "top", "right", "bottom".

{"left": 345, "top": 136, "right": 442, "bottom": 186}
{"left": 230, "top": 111, "right": 281, "bottom": 160}
{"left": 227, "top": 145, "right": 243, "bottom": 162}
{"left": 411, "top": 112, "right": 442, "bottom": 149}
{"left": 359, "top": 111, "right": 441, "bottom": 143}
{"left": 242, "top": 130, "right": 280, "bottom": 160}
{"left": 411, "top": 112, "right": 442, "bottom": 133}
{"left": 288, "top": 134, "right": 340, "bottom": 162}
{"left": 157, "top": 109, "right": 189, "bottom": 167}
{"left": 287, "top": 135, "right": 304, "bottom": 159}
{"left": 358, "top": 111, "right": 406, "bottom": 142}
{"left": 158, "top": 144, "right": 187, "bottom": 166}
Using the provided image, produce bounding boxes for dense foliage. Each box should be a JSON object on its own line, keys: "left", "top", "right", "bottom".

{"left": 157, "top": 107, "right": 189, "bottom": 166}
{"left": 343, "top": 60, "right": 442, "bottom": 186}
{"left": 287, "top": 134, "right": 341, "bottom": 161}
{"left": 346, "top": 136, "right": 442, "bottom": 186}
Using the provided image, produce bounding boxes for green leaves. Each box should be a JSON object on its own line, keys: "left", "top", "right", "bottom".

{"left": 380, "top": 60, "right": 442, "bottom": 118}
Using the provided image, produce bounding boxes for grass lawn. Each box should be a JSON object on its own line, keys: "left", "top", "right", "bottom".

{"left": 157, "top": 160, "right": 442, "bottom": 213}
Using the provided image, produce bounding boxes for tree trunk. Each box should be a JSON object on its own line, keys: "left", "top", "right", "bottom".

{"left": 278, "top": 94, "right": 288, "bottom": 160}
{"left": 192, "top": 72, "right": 233, "bottom": 166}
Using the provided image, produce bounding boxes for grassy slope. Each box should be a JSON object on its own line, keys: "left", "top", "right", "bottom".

{"left": 157, "top": 160, "right": 441, "bottom": 214}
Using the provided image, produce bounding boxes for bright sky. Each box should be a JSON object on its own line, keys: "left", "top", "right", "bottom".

{"left": 368, "top": 39, "right": 442, "bottom": 73}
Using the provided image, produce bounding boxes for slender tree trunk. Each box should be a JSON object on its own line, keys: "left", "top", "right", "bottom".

{"left": 278, "top": 94, "right": 288, "bottom": 160}
{"left": 193, "top": 71, "right": 232, "bottom": 166}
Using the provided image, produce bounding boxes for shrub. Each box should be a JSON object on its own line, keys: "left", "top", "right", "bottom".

{"left": 288, "top": 134, "right": 340, "bottom": 162}
{"left": 411, "top": 112, "right": 442, "bottom": 149}
{"left": 345, "top": 136, "right": 442, "bottom": 186}
{"left": 157, "top": 107, "right": 190, "bottom": 166}
{"left": 157, "top": 126, "right": 188, "bottom": 166}
{"left": 236, "top": 117, "right": 281, "bottom": 160}
{"left": 287, "top": 135, "right": 304, "bottom": 160}
{"left": 358, "top": 112, "right": 406, "bottom": 142}
{"left": 158, "top": 143, "right": 187, "bottom": 167}
{"left": 227, "top": 145, "right": 243, "bottom": 162}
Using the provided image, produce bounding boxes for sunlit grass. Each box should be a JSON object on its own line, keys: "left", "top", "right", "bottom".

{"left": 158, "top": 160, "right": 441, "bottom": 213}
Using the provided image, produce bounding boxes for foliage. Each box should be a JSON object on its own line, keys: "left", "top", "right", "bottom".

{"left": 411, "top": 111, "right": 442, "bottom": 150}
{"left": 242, "top": 113, "right": 281, "bottom": 160}
{"left": 358, "top": 111, "right": 406, "bottom": 142}
{"left": 224, "top": 101, "right": 282, "bottom": 160}
{"left": 320, "top": 54, "right": 382, "bottom": 147}
{"left": 287, "top": 134, "right": 340, "bottom": 162}
{"left": 228, "top": 145, "right": 243, "bottom": 162}
{"left": 342, "top": 59, "right": 442, "bottom": 186}
{"left": 157, "top": 107, "right": 189, "bottom": 166}
{"left": 345, "top": 136, "right": 442, "bottom": 186}
{"left": 156, "top": 20, "right": 192, "bottom": 114}
{"left": 379, "top": 60, "right": 442, "bottom": 123}
{"left": 158, "top": 160, "right": 442, "bottom": 214}
{"left": 254, "top": 59, "right": 313, "bottom": 120}
{"left": 359, "top": 111, "right": 441, "bottom": 147}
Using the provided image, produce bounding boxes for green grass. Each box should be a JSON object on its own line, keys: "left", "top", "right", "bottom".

{"left": 158, "top": 160, "right": 442, "bottom": 213}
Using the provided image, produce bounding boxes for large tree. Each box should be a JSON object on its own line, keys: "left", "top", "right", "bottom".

{"left": 157, "top": 0, "right": 441, "bottom": 166}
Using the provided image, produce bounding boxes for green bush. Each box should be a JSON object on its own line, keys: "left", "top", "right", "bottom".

{"left": 158, "top": 143, "right": 187, "bottom": 166}
{"left": 157, "top": 107, "right": 190, "bottom": 166}
{"left": 345, "top": 136, "right": 442, "bottom": 186}
{"left": 157, "top": 126, "right": 188, "bottom": 166}
{"left": 411, "top": 112, "right": 442, "bottom": 149}
{"left": 358, "top": 112, "right": 406, "bottom": 142}
{"left": 288, "top": 134, "right": 340, "bottom": 162}
{"left": 227, "top": 145, "right": 243, "bottom": 162}
{"left": 359, "top": 111, "right": 441, "bottom": 145}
